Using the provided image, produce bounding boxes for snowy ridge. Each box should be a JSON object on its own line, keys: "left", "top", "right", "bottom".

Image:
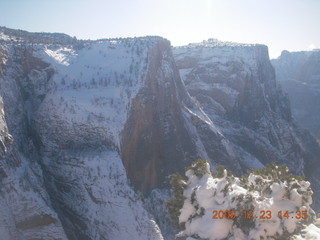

{"left": 174, "top": 40, "right": 268, "bottom": 71}
{"left": 176, "top": 38, "right": 261, "bottom": 48}
{"left": 173, "top": 39, "right": 271, "bottom": 116}
{"left": 34, "top": 38, "right": 156, "bottom": 148}
{"left": 0, "top": 26, "right": 74, "bottom": 45}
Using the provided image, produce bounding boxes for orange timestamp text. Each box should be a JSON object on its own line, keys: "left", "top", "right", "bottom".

{"left": 212, "top": 210, "right": 308, "bottom": 220}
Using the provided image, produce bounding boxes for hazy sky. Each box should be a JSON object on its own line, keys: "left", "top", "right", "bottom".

{"left": 1, "top": 0, "right": 319, "bottom": 58}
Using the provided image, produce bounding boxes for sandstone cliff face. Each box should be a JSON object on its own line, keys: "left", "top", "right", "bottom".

{"left": 121, "top": 39, "right": 198, "bottom": 193}
{"left": 272, "top": 50, "right": 320, "bottom": 140}
{"left": 121, "top": 39, "right": 250, "bottom": 194}
{"left": 173, "top": 40, "right": 320, "bottom": 210}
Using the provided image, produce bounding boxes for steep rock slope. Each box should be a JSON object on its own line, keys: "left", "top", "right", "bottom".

{"left": 271, "top": 50, "right": 320, "bottom": 140}
{"left": 33, "top": 37, "right": 168, "bottom": 240}
{"left": 121, "top": 39, "right": 246, "bottom": 194}
{"left": 0, "top": 28, "right": 164, "bottom": 239}
{"left": 0, "top": 38, "right": 68, "bottom": 239}
{"left": 173, "top": 39, "right": 320, "bottom": 211}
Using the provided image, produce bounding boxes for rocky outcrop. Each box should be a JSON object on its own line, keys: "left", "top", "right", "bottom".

{"left": 121, "top": 39, "right": 249, "bottom": 193}
{"left": 121, "top": 39, "right": 198, "bottom": 193}
{"left": 271, "top": 50, "right": 320, "bottom": 140}
{"left": 173, "top": 40, "right": 320, "bottom": 210}
{"left": 0, "top": 44, "right": 68, "bottom": 239}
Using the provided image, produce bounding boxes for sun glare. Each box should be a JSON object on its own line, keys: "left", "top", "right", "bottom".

{"left": 309, "top": 43, "right": 316, "bottom": 50}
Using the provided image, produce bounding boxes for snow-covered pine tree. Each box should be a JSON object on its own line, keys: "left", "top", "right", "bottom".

{"left": 167, "top": 159, "right": 320, "bottom": 240}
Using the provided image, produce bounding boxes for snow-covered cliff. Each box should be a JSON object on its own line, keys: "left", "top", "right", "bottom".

{"left": 0, "top": 27, "right": 165, "bottom": 239}
{"left": 1, "top": 27, "right": 239, "bottom": 240}
{"left": 271, "top": 50, "right": 320, "bottom": 140}
{"left": 173, "top": 39, "right": 320, "bottom": 212}
{"left": 0, "top": 28, "right": 319, "bottom": 239}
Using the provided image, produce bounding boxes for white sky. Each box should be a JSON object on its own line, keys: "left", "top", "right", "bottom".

{"left": 1, "top": 0, "right": 319, "bottom": 58}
